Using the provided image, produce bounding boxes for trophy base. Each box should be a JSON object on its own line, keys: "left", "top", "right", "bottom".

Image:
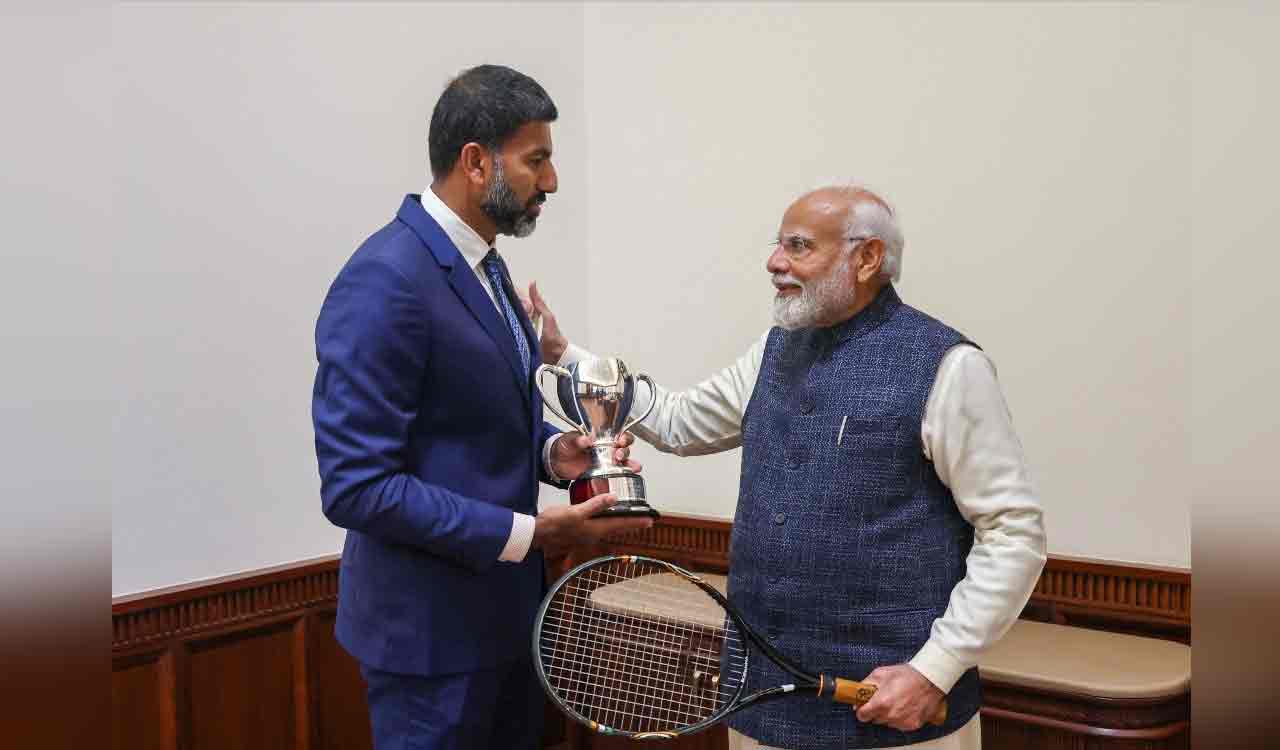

{"left": 568, "top": 472, "right": 660, "bottom": 519}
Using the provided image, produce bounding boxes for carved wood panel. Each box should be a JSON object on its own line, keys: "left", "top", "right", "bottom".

{"left": 308, "top": 611, "right": 372, "bottom": 750}
{"left": 185, "top": 619, "right": 304, "bottom": 750}
{"left": 112, "top": 649, "right": 176, "bottom": 750}
{"left": 113, "top": 515, "right": 1190, "bottom": 750}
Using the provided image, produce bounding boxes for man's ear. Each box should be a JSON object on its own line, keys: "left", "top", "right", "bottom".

{"left": 855, "top": 238, "right": 886, "bottom": 283}
{"left": 458, "top": 142, "right": 491, "bottom": 188}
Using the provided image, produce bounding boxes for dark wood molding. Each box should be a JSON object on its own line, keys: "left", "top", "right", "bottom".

{"left": 588, "top": 514, "right": 1191, "bottom": 643}
{"left": 113, "top": 555, "right": 341, "bottom": 655}
{"left": 113, "top": 556, "right": 351, "bottom": 750}
{"left": 980, "top": 679, "right": 1191, "bottom": 732}
{"left": 112, "top": 514, "right": 1190, "bottom": 750}
{"left": 982, "top": 707, "right": 1189, "bottom": 740}
{"left": 1024, "top": 555, "right": 1190, "bottom": 643}
{"left": 112, "top": 516, "right": 1190, "bottom": 652}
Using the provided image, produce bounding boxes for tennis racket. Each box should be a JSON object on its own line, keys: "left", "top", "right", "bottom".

{"left": 532, "top": 554, "right": 947, "bottom": 740}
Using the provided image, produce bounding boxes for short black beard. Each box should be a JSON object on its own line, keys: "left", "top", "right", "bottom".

{"left": 481, "top": 160, "right": 540, "bottom": 238}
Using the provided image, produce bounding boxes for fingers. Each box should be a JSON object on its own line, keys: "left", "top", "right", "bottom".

{"left": 852, "top": 668, "right": 930, "bottom": 732}
{"left": 855, "top": 691, "right": 886, "bottom": 724}
{"left": 609, "top": 434, "right": 642, "bottom": 472}
{"left": 529, "top": 281, "right": 547, "bottom": 313}
{"left": 855, "top": 670, "right": 888, "bottom": 724}
{"left": 516, "top": 287, "right": 535, "bottom": 318}
{"left": 573, "top": 493, "right": 618, "bottom": 518}
{"left": 589, "top": 516, "right": 655, "bottom": 535}
{"left": 570, "top": 434, "right": 594, "bottom": 452}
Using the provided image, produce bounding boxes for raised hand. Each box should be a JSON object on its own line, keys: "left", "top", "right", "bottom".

{"left": 528, "top": 281, "right": 568, "bottom": 365}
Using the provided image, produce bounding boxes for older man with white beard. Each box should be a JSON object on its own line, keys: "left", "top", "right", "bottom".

{"left": 529, "top": 185, "right": 1046, "bottom": 750}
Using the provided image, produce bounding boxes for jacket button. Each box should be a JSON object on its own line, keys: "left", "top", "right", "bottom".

{"left": 787, "top": 457, "right": 800, "bottom": 469}
{"left": 773, "top": 512, "right": 786, "bottom": 525}
{"left": 800, "top": 401, "right": 814, "bottom": 414}
{"left": 767, "top": 574, "right": 780, "bottom": 584}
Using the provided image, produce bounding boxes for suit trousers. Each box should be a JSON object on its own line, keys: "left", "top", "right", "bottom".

{"left": 361, "top": 660, "right": 544, "bottom": 750}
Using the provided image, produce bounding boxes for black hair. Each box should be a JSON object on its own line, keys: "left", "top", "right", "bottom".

{"left": 427, "top": 65, "right": 558, "bottom": 178}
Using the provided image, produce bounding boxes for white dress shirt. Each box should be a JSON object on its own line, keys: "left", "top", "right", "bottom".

{"left": 419, "top": 188, "right": 547, "bottom": 563}
{"left": 561, "top": 331, "right": 1046, "bottom": 749}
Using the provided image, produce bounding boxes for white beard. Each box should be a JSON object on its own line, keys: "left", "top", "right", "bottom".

{"left": 771, "top": 264, "right": 856, "bottom": 330}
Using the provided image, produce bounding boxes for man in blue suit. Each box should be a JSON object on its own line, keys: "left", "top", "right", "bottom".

{"left": 312, "top": 65, "right": 653, "bottom": 750}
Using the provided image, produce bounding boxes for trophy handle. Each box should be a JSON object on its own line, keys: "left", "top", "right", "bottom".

{"left": 535, "top": 364, "right": 588, "bottom": 435}
{"left": 620, "top": 374, "right": 657, "bottom": 435}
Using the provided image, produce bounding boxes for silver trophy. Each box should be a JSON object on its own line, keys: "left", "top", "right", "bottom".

{"left": 536, "top": 357, "right": 660, "bottom": 519}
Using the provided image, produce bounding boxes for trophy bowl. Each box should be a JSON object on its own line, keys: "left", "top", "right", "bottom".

{"left": 536, "top": 357, "right": 660, "bottom": 519}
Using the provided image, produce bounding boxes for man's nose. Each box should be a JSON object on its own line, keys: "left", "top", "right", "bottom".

{"left": 766, "top": 246, "right": 788, "bottom": 274}
{"left": 540, "top": 162, "right": 558, "bottom": 194}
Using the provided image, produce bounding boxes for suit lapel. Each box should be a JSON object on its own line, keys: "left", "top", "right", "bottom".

{"left": 395, "top": 195, "right": 531, "bottom": 408}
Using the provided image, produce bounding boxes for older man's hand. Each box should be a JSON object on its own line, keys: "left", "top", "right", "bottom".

{"left": 514, "top": 281, "right": 568, "bottom": 365}
{"left": 549, "top": 431, "right": 641, "bottom": 482}
{"left": 854, "top": 664, "right": 945, "bottom": 732}
{"left": 528, "top": 281, "right": 568, "bottom": 365}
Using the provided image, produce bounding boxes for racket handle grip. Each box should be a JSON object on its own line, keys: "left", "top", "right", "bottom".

{"left": 829, "top": 678, "right": 948, "bottom": 727}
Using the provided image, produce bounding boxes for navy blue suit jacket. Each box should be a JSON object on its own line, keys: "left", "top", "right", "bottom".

{"left": 313, "top": 195, "right": 563, "bottom": 676}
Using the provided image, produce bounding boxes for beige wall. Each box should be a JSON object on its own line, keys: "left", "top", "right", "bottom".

{"left": 110, "top": 3, "right": 589, "bottom": 595}
{"left": 108, "top": 2, "right": 1221, "bottom": 596}
{"left": 577, "top": 2, "right": 1192, "bottom": 567}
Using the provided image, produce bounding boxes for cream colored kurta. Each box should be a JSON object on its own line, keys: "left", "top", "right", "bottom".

{"left": 562, "top": 332, "right": 1047, "bottom": 750}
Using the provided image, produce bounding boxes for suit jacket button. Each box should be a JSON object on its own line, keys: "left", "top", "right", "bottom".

{"left": 773, "top": 512, "right": 786, "bottom": 525}
{"left": 800, "top": 401, "right": 814, "bottom": 414}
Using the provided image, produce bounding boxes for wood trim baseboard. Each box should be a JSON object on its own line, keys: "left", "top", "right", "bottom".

{"left": 111, "top": 513, "right": 1189, "bottom": 750}
{"left": 112, "top": 513, "right": 1190, "bottom": 652}
{"left": 113, "top": 556, "right": 341, "bottom": 653}
{"left": 590, "top": 513, "right": 1190, "bottom": 642}
{"left": 980, "top": 707, "right": 1190, "bottom": 740}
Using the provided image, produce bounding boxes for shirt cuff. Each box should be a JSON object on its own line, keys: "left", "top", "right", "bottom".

{"left": 542, "top": 433, "right": 564, "bottom": 482}
{"left": 908, "top": 639, "right": 969, "bottom": 694}
{"left": 498, "top": 512, "right": 536, "bottom": 563}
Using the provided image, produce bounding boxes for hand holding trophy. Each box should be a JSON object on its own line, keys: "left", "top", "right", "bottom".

{"left": 536, "top": 358, "right": 660, "bottom": 519}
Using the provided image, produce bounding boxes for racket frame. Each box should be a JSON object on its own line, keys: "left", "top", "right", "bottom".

{"left": 532, "top": 554, "right": 822, "bottom": 739}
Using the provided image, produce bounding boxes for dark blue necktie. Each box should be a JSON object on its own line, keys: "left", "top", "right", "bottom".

{"left": 482, "top": 249, "right": 531, "bottom": 385}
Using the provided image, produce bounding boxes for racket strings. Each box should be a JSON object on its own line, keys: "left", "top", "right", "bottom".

{"left": 539, "top": 559, "right": 748, "bottom": 734}
{"left": 542, "top": 571, "right": 744, "bottom": 730}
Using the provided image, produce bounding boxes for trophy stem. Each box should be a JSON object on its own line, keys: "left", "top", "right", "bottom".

{"left": 588, "top": 444, "right": 616, "bottom": 471}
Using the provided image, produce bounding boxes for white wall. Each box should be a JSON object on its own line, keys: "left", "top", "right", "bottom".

{"left": 111, "top": 2, "right": 1208, "bottom": 596}
{"left": 578, "top": 2, "right": 1192, "bottom": 567}
{"left": 110, "top": 3, "right": 587, "bottom": 595}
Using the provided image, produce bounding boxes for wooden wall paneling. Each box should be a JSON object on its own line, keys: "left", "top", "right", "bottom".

{"left": 293, "top": 616, "right": 312, "bottom": 750}
{"left": 1023, "top": 558, "right": 1191, "bottom": 643}
{"left": 982, "top": 686, "right": 1190, "bottom": 732}
{"left": 596, "top": 517, "right": 1191, "bottom": 642}
{"left": 307, "top": 609, "right": 372, "bottom": 750}
{"left": 113, "top": 516, "right": 1190, "bottom": 750}
{"left": 184, "top": 617, "right": 303, "bottom": 750}
{"left": 112, "top": 648, "right": 177, "bottom": 750}
{"left": 980, "top": 710, "right": 1190, "bottom": 750}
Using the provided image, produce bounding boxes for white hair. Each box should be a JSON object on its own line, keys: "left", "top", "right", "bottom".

{"left": 823, "top": 184, "right": 904, "bottom": 282}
